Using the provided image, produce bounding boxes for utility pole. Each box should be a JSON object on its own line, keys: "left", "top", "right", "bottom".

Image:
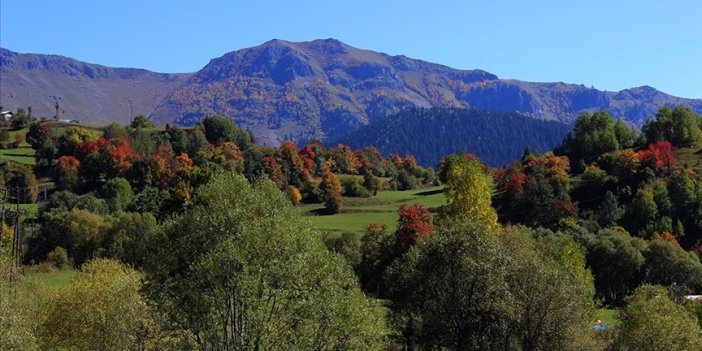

{"left": 0, "top": 188, "right": 5, "bottom": 248}
{"left": 8, "top": 187, "right": 27, "bottom": 267}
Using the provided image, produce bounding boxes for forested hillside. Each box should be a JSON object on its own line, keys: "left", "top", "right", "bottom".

{"left": 334, "top": 108, "right": 572, "bottom": 166}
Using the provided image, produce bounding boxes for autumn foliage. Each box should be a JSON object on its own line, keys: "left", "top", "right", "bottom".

{"left": 396, "top": 204, "right": 432, "bottom": 246}
{"left": 321, "top": 163, "right": 343, "bottom": 213}
{"left": 637, "top": 141, "right": 677, "bottom": 172}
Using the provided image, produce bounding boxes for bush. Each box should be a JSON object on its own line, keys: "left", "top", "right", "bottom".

{"left": 101, "top": 177, "right": 134, "bottom": 212}
{"left": 46, "top": 247, "right": 69, "bottom": 268}
{"left": 340, "top": 176, "right": 371, "bottom": 197}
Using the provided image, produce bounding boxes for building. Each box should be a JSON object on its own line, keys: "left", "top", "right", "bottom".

{"left": 0, "top": 111, "right": 13, "bottom": 122}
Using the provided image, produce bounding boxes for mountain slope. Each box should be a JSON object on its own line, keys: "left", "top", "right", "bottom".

{"left": 0, "top": 48, "right": 191, "bottom": 125}
{"left": 149, "top": 39, "right": 702, "bottom": 145}
{"left": 333, "top": 108, "right": 572, "bottom": 167}
{"left": 2, "top": 40, "right": 700, "bottom": 144}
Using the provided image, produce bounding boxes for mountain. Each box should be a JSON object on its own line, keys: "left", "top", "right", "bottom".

{"left": 333, "top": 108, "right": 573, "bottom": 167}
{"left": 0, "top": 48, "right": 191, "bottom": 125}
{"left": 2, "top": 40, "right": 701, "bottom": 144}
{"left": 149, "top": 39, "right": 702, "bottom": 145}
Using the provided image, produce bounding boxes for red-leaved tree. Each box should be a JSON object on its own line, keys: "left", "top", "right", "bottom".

{"left": 396, "top": 204, "right": 433, "bottom": 246}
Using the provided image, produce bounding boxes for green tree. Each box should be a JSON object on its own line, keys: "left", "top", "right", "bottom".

{"left": 102, "top": 122, "right": 126, "bottom": 139}
{"left": 642, "top": 106, "right": 702, "bottom": 146}
{"left": 644, "top": 239, "right": 702, "bottom": 291}
{"left": 101, "top": 177, "right": 134, "bottom": 211}
{"left": 615, "top": 285, "right": 702, "bottom": 351}
{"left": 144, "top": 173, "right": 386, "bottom": 350}
{"left": 37, "top": 208, "right": 108, "bottom": 265}
{"left": 129, "top": 115, "right": 156, "bottom": 129}
{"left": 167, "top": 125, "right": 190, "bottom": 155}
{"left": 500, "top": 227, "right": 594, "bottom": 351}
{"left": 441, "top": 155, "right": 498, "bottom": 229}
{"left": 586, "top": 230, "right": 647, "bottom": 305}
{"left": 614, "top": 118, "right": 637, "bottom": 149}
{"left": 385, "top": 219, "right": 511, "bottom": 350}
{"left": 358, "top": 223, "right": 396, "bottom": 296}
{"left": 363, "top": 171, "right": 381, "bottom": 195}
{"left": 558, "top": 111, "right": 619, "bottom": 168}
{"left": 40, "top": 259, "right": 180, "bottom": 350}
{"left": 198, "top": 115, "right": 251, "bottom": 150}
{"left": 596, "top": 191, "right": 624, "bottom": 227}
{"left": 104, "top": 211, "right": 158, "bottom": 267}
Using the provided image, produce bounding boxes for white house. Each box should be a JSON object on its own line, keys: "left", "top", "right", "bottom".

{"left": 0, "top": 111, "right": 13, "bottom": 122}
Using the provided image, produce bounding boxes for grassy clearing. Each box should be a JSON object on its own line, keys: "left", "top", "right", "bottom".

{"left": 26, "top": 267, "right": 77, "bottom": 289}
{"left": 0, "top": 147, "right": 36, "bottom": 165}
{"left": 301, "top": 186, "right": 446, "bottom": 233}
{"left": 676, "top": 141, "right": 702, "bottom": 172}
{"left": 595, "top": 308, "right": 621, "bottom": 327}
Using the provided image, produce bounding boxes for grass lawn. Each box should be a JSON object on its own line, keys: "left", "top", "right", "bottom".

{"left": 595, "top": 308, "right": 621, "bottom": 327}
{"left": 300, "top": 186, "right": 446, "bottom": 233}
{"left": 27, "top": 268, "right": 77, "bottom": 289}
{"left": 0, "top": 147, "right": 36, "bottom": 165}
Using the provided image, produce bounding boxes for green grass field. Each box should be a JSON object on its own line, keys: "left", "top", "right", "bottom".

{"left": 300, "top": 186, "right": 446, "bottom": 233}
{"left": 595, "top": 308, "right": 621, "bottom": 327}
{"left": 26, "top": 268, "right": 77, "bottom": 289}
{"left": 0, "top": 147, "right": 36, "bottom": 165}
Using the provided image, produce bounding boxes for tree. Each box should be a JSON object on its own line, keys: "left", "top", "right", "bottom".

{"left": 199, "top": 115, "right": 251, "bottom": 150}
{"left": 500, "top": 227, "right": 594, "bottom": 351}
{"left": 637, "top": 140, "right": 677, "bottom": 172}
{"left": 40, "top": 259, "right": 178, "bottom": 350}
{"left": 615, "top": 285, "right": 702, "bottom": 351}
{"left": 642, "top": 106, "right": 702, "bottom": 146}
{"left": 0, "top": 256, "right": 46, "bottom": 351}
{"left": 596, "top": 191, "right": 624, "bottom": 227}
{"left": 321, "top": 164, "right": 343, "bottom": 213}
{"left": 37, "top": 208, "right": 108, "bottom": 265}
{"left": 395, "top": 204, "right": 432, "bottom": 247}
{"left": 53, "top": 156, "right": 81, "bottom": 191}
{"left": 644, "top": 239, "right": 702, "bottom": 291}
{"left": 586, "top": 230, "right": 646, "bottom": 305}
{"left": 26, "top": 122, "right": 54, "bottom": 150}
{"left": 0, "top": 129, "right": 8, "bottom": 146}
{"left": 104, "top": 211, "right": 158, "bottom": 268}
{"left": 558, "top": 111, "right": 619, "bottom": 168}
{"left": 614, "top": 118, "right": 637, "bottom": 149}
{"left": 101, "top": 177, "right": 134, "bottom": 212}
{"left": 129, "top": 115, "right": 155, "bottom": 129}
{"left": 363, "top": 171, "right": 381, "bottom": 195}
{"left": 167, "top": 125, "right": 190, "bottom": 155}
{"left": 102, "top": 122, "right": 126, "bottom": 139}
{"left": 323, "top": 231, "right": 362, "bottom": 268}
{"left": 385, "top": 220, "right": 512, "bottom": 350}
{"left": 358, "top": 223, "right": 396, "bottom": 296}
{"left": 441, "top": 155, "right": 498, "bottom": 229}
{"left": 144, "top": 174, "right": 386, "bottom": 350}
{"left": 5, "top": 164, "right": 38, "bottom": 203}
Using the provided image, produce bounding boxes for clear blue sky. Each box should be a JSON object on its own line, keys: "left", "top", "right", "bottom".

{"left": 2, "top": 0, "right": 700, "bottom": 98}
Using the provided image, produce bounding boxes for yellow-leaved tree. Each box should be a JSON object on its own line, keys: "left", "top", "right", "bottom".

{"left": 441, "top": 155, "right": 498, "bottom": 229}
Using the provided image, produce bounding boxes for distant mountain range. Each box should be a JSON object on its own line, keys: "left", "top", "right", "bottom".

{"left": 2, "top": 40, "right": 701, "bottom": 145}
{"left": 0, "top": 48, "right": 191, "bottom": 125}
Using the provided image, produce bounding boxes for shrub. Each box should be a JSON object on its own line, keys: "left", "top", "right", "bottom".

{"left": 46, "top": 246, "right": 69, "bottom": 268}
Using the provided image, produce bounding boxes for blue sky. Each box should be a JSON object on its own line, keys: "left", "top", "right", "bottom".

{"left": 2, "top": 0, "right": 700, "bottom": 98}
